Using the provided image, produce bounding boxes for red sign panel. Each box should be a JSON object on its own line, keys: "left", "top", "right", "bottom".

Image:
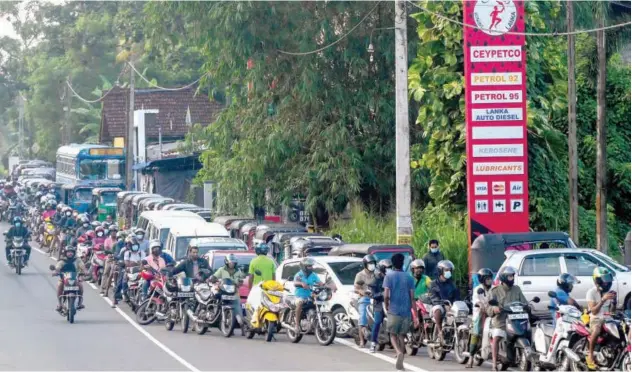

{"left": 463, "top": 0, "right": 529, "bottom": 245}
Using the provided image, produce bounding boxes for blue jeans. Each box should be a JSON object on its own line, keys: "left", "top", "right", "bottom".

{"left": 371, "top": 310, "right": 385, "bottom": 343}
{"left": 358, "top": 296, "right": 371, "bottom": 326}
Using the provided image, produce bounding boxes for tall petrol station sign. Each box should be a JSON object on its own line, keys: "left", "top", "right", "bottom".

{"left": 463, "top": 0, "right": 529, "bottom": 244}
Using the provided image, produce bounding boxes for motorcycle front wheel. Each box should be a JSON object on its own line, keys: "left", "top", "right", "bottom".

{"left": 181, "top": 310, "right": 190, "bottom": 333}
{"left": 135, "top": 299, "right": 158, "bottom": 325}
{"left": 454, "top": 329, "right": 469, "bottom": 364}
{"left": 570, "top": 339, "right": 588, "bottom": 372}
{"left": 315, "top": 312, "right": 336, "bottom": 346}
{"left": 266, "top": 321, "right": 276, "bottom": 342}
{"left": 67, "top": 297, "right": 75, "bottom": 324}
{"left": 220, "top": 307, "right": 235, "bottom": 338}
{"left": 516, "top": 347, "right": 530, "bottom": 371}
{"left": 165, "top": 318, "right": 175, "bottom": 331}
{"left": 15, "top": 257, "right": 21, "bottom": 275}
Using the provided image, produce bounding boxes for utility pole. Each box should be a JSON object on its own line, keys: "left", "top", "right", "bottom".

{"left": 126, "top": 65, "right": 135, "bottom": 190}
{"left": 64, "top": 79, "right": 72, "bottom": 145}
{"left": 595, "top": 15, "right": 607, "bottom": 253}
{"left": 17, "top": 95, "right": 24, "bottom": 160}
{"left": 567, "top": 0, "right": 579, "bottom": 243}
{"left": 394, "top": 0, "right": 412, "bottom": 244}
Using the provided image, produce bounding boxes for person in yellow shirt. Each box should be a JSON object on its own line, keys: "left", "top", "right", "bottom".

{"left": 248, "top": 243, "right": 277, "bottom": 289}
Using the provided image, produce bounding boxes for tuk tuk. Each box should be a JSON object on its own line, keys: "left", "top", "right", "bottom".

{"left": 213, "top": 216, "right": 252, "bottom": 230}
{"left": 116, "top": 191, "right": 145, "bottom": 229}
{"left": 90, "top": 187, "right": 122, "bottom": 221}
{"left": 469, "top": 231, "right": 576, "bottom": 287}
{"left": 61, "top": 184, "right": 94, "bottom": 213}
{"left": 328, "top": 243, "right": 415, "bottom": 271}
{"left": 139, "top": 197, "right": 174, "bottom": 215}
{"left": 240, "top": 222, "right": 259, "bottom": 248}
{"left": 154, "top": 199, "right": 176, "bottom": 210}
{"left": 162, "top": 203, "right": 199, "bottom": 211}
{"left": 228, "top": 219, "right": 256, "bottom": 239}
{"left": 287, "top": 236, "right": 342, "bottom": 263}
{"left": 252, "top": 223, "right": 307, "bottom": 249}
{"left": 130, "top": 194, "right": 162, "bottom": 227}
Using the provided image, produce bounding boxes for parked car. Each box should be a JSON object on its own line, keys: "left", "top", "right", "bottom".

{"left": 497, "top": 248, "right": 631, "bottom": 313}
{"left": 275, "top": 256, "right": 363, "bottom": 338}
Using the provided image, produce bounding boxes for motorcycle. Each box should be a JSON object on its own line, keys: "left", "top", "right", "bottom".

{"left": 530, "top": 291, "right": 583, "bottom": 371}
{"left": 348, "top": 283, "right": 391, "bottom": 350}
{"left": 209, "top": 277, "right": 242, "bottom": 337}
{"left": 280, "top": 283, "right": 337, "bottom": 346}
{"left": 6, "top": 235, "right": 27, "bottom": 275}
{"left": 419, "top": 298, "right": 469, "bottom": 361}
{"left": 163, "top": 275, "right": 196, "bottom": 333}
{"left": 124, "top": 266, "right": 142, "bottom": 312}
{"left": 49, "top": 265, "right": 83, "bottom": 324}
{"left": 243, "top": 276, "right": 287, "bottom": 342}
{"left": 454, "top": 288, "right": 486, "bottom": 365}
{"left": 477, "top": 296, "right": 540, "bottom": 371}
{"left": 135, "top": 265, "right": 171, "bottom": 325}
{"left": 90, "top": 246, "right": 108, "bottom": 285}
{"left": 42, "top": 219, "right": 56, "bottom": 249}
{"left": 184, "top": 270, "right": 221, "bottom": 335}
{"left": 77, "top": 239, "right": 92, "bottom": 269}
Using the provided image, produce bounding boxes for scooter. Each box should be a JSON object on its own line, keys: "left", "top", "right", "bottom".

{"left": 478, "top": 296, "right": 540, "bottom": 371}
{"left": 243, "top": 275, "right": 286, "bottom": 342}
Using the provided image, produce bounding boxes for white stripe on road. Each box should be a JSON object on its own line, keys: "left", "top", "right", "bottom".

{"left": 34, "top": 242, "right": 199, "bottom": 372}
{"left": 335, "top": 338, "right": 429, "bottom": 372}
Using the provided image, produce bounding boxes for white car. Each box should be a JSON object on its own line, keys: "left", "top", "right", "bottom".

{"left": 276, "top": 256, "right": 364, "bottom": 338}
{"left": 498, "top": 248, "right": 631, "bottom": 312}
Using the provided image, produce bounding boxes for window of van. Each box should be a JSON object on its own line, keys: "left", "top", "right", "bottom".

{"left": 175, "top": 237, "right": 246, "bottom": 259}
{"left": 159, "top": 228, "right": 170, "bottom": 245}
{"left": 137, "top": 216, "right": 148, "bottom": 231}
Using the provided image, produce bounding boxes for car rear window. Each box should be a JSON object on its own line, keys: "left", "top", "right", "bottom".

{"left": 520, "top": 255, "right": 560, "bottom": 276}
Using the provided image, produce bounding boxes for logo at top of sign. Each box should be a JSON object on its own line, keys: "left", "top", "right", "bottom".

{"left": 473, "top": 0, "right": 518, "bottom": 36}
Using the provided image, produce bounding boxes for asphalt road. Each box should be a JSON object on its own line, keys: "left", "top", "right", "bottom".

{"left": 0, "top": 223, "right": 498, "bottom": 371}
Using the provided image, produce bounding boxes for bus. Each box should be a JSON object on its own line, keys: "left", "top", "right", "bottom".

{"left": 56, "top": 144, "right": 126, "bottom": 188}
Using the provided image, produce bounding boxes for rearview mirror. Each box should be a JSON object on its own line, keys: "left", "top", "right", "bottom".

{"left": 49, "top": 264, "right": 55, "bottom": 271}
{"left": 547, "top": 291, "right": 557, "bottom": 299}
{"left": 532, "top": 296, "right": 541, "bottom": 303}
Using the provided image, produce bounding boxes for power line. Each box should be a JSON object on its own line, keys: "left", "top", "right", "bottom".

{"left": 407, "top": 1, "right": 631, "bottom": 36}
{"left": 127, "top": 62, "right": 207, "bottom": 91}
{"left": 277, "top": 1, "right": 382, "bottom": 56}
{"left": 66, "top": 65, "right": 126, "bottom": 104}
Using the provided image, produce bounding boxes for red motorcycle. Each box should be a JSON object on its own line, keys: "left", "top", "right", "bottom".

{"left": 90, "top": 244, "right": 107, "bottom": 285}
{"left": 135, "top": 264, "right": 171, "bottom": 325}
{"left": 406, "top": 297, "right": 435, "bottom": 356}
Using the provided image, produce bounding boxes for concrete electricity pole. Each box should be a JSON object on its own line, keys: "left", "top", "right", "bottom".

{"left": 17, "top": 95, "right": 24, "bottom": 160}
{"left": 126, "top": 65, "right": 135, "bottom": 190}
{"left": 566, "top": 0, "right": 579, "bottom": 243}
{"left": 395, "top": 0, "right": 413, "bottom": 244}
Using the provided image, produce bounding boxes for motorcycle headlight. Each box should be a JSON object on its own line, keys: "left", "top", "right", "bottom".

{"left": 221, "top": 284, "right": 236, "bottom": 294}
{"left": 180, "top": 285, "right": 191, "bottom": 292}
{"left": 317, "top": 290, "right": 331, "bottom": 302}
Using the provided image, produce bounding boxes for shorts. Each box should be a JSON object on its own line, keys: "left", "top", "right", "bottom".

{"left": 387, "top": 314, "right": 412, "bottom": 335}
{"left": 491, "top": 328, "right": 506, "bottom": 338}
{"left": 431, "top": 304, "right": 446, "bottom": 318}
{"left": 590, "top": 318, "right": 605, "bottom": 333}
{"left": 295, "top": 297, "right": 309, "bottom": 307}
{"left": 358, "top": 297, "right": 370, "bottom": 326}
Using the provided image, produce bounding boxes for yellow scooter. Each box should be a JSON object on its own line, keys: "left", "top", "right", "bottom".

{"left": 43, "top": 218, "right": 56, "bottom": 249}
{"left": 244, "top": 278, "right": 286, "bottom": 342}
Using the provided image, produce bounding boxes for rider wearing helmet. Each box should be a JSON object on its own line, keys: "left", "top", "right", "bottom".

{"left": 585, "top": 267, "right": 617, "bottom": 370}
{"left": 428, "top": 260, "right": 460, "bottom": 345}
{"left": 53, "top": 246, "right": 88, "bottom": 312}
{"left": 93, "top": 226, "right": 106, "bottom": 246}
{"left": 248, "top": 243, "right": 276, "bottom": 289}
{"left": 140, "top": 240, "right": 168, "bottom": 297}
{"left": 411, "top": 259, "right": 432, "bottom": 299}
{"left": 466, "top": 268, "right": 494, "bottom": 368}
{"left": 354, "top": 254, "right": 377, "bottom": 347}
{"left": 487, "top": 266, "right": 528, "bottom": 371}
{"left": 293, "top": 257, "right": 324, "bottom": 332}
{"left": 171, "top": 239, "right": 210, "bottom": 279}
{"left": 133, "top": 228, "right": 148, "bottom": 254}
{"left": 550, "top": 273, "right": 581, "bottom": 321}
{"left": 369, "top": 259, "right": 392, "bottom": 353}
{"left": 75, "top": 216, "right": 91, "bottom": 238}
{"left": 123, "top": 236, "right": 145, "bottom": 268}
{"left": 211, "top": 253, "right": 246, "bottom": 330}
{"left": 5, "top": 216, "right": 31, "bottom": 266}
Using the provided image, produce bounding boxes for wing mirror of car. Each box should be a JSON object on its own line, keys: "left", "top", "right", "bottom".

{"left": 532, "top": 296, "right": 541, "bottom": 303}
{"left": 49, "top": 264, "right": 56, "bottom": 271}
{"left": 547, "top": 291, "right": 557, "bottom": 299}
{"left": 477, "top": 288, "right": 485, "bottom": 295}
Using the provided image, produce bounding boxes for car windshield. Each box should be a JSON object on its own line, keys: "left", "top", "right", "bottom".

{"left": 372, "top": 251, "right": 413, "bottom": 271}
{"left": 100, "top": 192, "right": 117, "bottom": 205}
{"left": 327, "top": 261, "right": 364, "bottom": 286}
{"left": 175, "top": 237, "right": 245, "bottom": 259}
{"left": 211, "top": 255, "right": 255, "bottom": 272}
{"left": 592, "top": 250, "right": 630, "bottom": 272}
{"left": 79, "top": 159, "right": 124, "bottom": 181}
{"left": 74, "top": 189, "right": 92, "bottom": 201}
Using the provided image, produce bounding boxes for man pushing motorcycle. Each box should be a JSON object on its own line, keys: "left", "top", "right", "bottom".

{"left": 52, "top": 246, "right": 88, "bottom": 312}
{"left": 5, "top": 216, "right": 31, "bottom": 267}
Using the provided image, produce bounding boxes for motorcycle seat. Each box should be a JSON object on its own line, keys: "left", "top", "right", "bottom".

{"left": 538, "top": 323, "right": 555, "bottom": 337}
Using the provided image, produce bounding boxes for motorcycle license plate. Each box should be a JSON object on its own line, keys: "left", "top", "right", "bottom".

{"left": 65, "top": 286, "right": 79, "bottom": 291}
{"left": 12, "top": 249, "right": 24, "bottom": 254}
{"left": 222, "top": 295, "right": 236, "bottom": 300}
{"left": 508, "top": 313, "right": 529, "bottom": 320}
{"left": 177, "top": 292, "right": 194, "bottom": 298}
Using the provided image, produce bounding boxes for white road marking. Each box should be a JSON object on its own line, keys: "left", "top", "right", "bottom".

{"left": 33, "top": 242, "right": 199, "bottom": 372}
{"left": 335, "top": 338, "right": 429, "bottom": 372}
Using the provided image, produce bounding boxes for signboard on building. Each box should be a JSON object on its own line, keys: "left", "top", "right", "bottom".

{"left": 463, "top": 0, "right": 529, "bottom": 244}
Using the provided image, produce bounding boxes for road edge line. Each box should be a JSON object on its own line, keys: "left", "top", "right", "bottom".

{"left": 335, "top": 337, "right": 429, "bottom": 372}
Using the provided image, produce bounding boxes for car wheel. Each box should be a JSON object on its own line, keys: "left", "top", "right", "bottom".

{"left": 332, "top": 308, "right": 352, "bottom": 338}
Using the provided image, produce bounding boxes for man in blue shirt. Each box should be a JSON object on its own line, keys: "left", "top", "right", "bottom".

{"left": 550, "top": 273, "right": 581, "bottom": 321}
{"left": 293, "top": 257, "right": 323, "bottom": 332}
{"left": 384, "top": 253, "right": 415, "bottom": 371}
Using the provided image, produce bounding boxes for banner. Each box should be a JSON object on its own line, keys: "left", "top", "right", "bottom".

{"left": 463, "top": 0, "right": 529, "bottom": 245}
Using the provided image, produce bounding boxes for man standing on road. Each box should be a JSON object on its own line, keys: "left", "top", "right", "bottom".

{"left": 354, "top": 254, "right": 377, "bottom": 348}
{"left": 248, "top": 243, "right": 276, "bottom": 289}
{"left": 383, "top": 253, "right": 416, "bottom": 371}
{"left": 422, "top": 239, "right": 444, "bottom": 279}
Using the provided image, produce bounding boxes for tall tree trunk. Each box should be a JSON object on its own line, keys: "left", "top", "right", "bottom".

{"left": 595, "top": 18, "right": 608, "bottom": 253}
{"left": 567, "top": 0, "right": 579, "bottom": 244}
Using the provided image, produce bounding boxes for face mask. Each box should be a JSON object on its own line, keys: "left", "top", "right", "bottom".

{"left": 367, "top": 264, "right": 375, "bottom": 271}
{"left": 136, "top": 234, "right": 144, "bottom": 240}
{"left": 131, "top": 245, "right": 139, "bottom": 252}
{"left": 15, "top": 223, "right": 21, "bottom": 227}
{"left": 66, "top": 212, "right": 71, "bottom": 216}
{"left": 431, "top": 248, "right": 439, "bottom": 253}
{"left": 444, "top": 271, "right": 452, "bottom": 279}
{"left": 83, "top": 223, "right": 89, "bottom": 228}
{"left": 97, "top": 232, "right": 103, "bottom": 237}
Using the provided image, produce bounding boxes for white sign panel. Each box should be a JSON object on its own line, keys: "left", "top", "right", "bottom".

{"left": 472, "top": 144, "right": 524, "bottom": 158}
{"left": 474, "top": 182, "right": 488, "bottom": 196}
{"left": 472, "top": 108, "right": 523, "bottom": 122}
{"left": 472, "top": 126, "right": 524, "bottom": 140}
{"left": 492, "top": 199, "right": 506, "bottom": 213}
{"left": 472, "top": 90, "right": 522, "bottom": 104}
{"left": 510, "top": 199, "right": 524, "bottom": 213}
{"left": 510, "top": 181, "right": 524, "bottom": 195}
{"left": 475, "top": 199, "right": 489, "bottom": 213}
{"left": 470, "top": 46, "right": 522, "bottom": 62}
{"left": 473, "top": 162, "right": 525, "bottom": 175}
{"left": 471, "top": 73, "right": 522, "bottom": 86}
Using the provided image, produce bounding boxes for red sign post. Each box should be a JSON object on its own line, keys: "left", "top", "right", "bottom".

{"left": 463, "top": 0, "right": 529, "bottom": 246}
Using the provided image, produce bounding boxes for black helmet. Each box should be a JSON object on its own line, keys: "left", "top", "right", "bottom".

{"left": 557, "top": 273, "right": 577, "bottom": 294}
{"left": 362, "top": 254, "right": 377, "bottom": 269}
{"left": 437, "top": 260, "right": 455, "bottom": 277}
{"left": 64, "top": 246, "right": 77, "bottom": 259}
{"left": 376, "top": 259, "right": 392, "bottom": 274}
{"left": 592, "top": 267, "right": 613, "bottom": 293}
{"left": 12, "top": 216, "right": 22, "bottom": 225}
{"left": 498, "top": 266, "right": 517, "bottom": 287}
{"left": 477, "top": 268, "right": 494, "bottom": 287}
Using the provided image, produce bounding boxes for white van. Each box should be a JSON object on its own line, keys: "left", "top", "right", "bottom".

{"left": 164, "top": 223, "right": 232, "bottom": 260}
{"left": 136, "top": 210, "right": 205, "bottom": 232}
{"left": 147, "top": 218, "right": 202, "bottom": 246}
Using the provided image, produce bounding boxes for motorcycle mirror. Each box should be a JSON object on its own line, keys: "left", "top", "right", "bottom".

{"left": 48, "top": 264, "right": 55, "bottom": 271}
{"left": 547, "top": 290, "right": 557, "bottom": 298}
{"left": 2, "top": 232, "right": 6, "bottom": 236}
{"left": 488, "top": 299, "right": 499, "bottom": 306}
{"left": 532, "top": 296, "right": 541, "bottom": 303}
{"left": 477, "top": 288, "right": 485, "bottom": 295}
